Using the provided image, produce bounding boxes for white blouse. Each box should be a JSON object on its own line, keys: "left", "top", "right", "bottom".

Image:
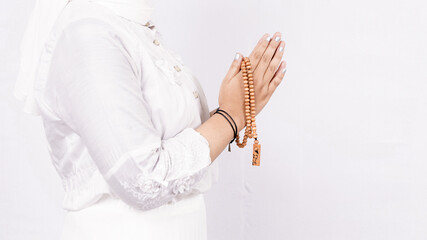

{"left": 34, "top": 0, "right": 219, "bottom": 211}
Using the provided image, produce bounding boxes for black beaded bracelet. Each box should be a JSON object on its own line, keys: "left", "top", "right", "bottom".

{"left": 213, "top": 107, "right": 238, "bottom": 152}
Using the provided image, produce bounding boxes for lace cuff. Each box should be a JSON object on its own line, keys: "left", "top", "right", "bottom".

{"left": 106, "top": 127, "right": 212, "bottom": 211}
{"left": 118, "top": 166, "right": 209, "bottom": 210}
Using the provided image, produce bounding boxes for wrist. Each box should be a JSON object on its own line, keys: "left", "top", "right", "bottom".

{"left": 232, "top": 113, "right": 245, "bottom": 132}
{"left": 214, "top": 106, "right": 245, "bottom": 132}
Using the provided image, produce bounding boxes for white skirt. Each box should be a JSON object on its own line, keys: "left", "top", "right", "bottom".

{"left": 60, "top": 193, "right": 208, "bottom": 240}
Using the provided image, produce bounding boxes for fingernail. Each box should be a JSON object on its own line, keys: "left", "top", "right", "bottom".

{"left": 235, "top": 53, "right": 240, "bottom": 60}
{"left": 278, "top": 46, "right": 284, "bottom": 52}
{"left": 266, "top": 35, "right": 271, "bottom": 41}
{"left": 282, "top": 68, "right": 287, "bottom": 74}
{"left": 275, "top": 36, "right": 281, "bottom": 42}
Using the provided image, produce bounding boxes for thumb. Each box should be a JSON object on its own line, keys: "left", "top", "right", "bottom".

{"left": 224, "top": 52, "right": 243, "bottom": 82}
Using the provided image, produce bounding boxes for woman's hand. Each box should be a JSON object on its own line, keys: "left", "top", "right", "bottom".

{"left": 199, "top": 32, "right": 286, "bottom": 160}
{"left": 218, "top": 32, "right": 287, "bottom": 131}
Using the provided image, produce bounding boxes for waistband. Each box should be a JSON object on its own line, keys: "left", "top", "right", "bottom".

{"left": 60, "top": 193, "right": 207, "bottom": 240}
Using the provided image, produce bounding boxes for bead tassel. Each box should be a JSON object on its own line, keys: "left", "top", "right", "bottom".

{"left": 235, "top": 57, "right": 261, "bottom": 166}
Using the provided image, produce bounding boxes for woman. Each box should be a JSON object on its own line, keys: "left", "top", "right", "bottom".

{"left": 14, "top": 0, "right": 287, "bottom": 239}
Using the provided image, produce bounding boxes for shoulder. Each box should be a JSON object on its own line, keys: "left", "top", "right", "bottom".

{"left": 51, "top": 1, "right": 137, "bottom": 50}
{"left": 35, "top": 1, "right": 141, "bottom": 119}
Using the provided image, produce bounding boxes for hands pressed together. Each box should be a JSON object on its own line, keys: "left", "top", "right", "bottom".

{"left": 218, "top": 32, "right": 287, "bottom": 131}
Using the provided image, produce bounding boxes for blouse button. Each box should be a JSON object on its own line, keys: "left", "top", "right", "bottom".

{"left": 153, "top": 39, "right": 160, "bottom": 46}
{"left": 193, "top": 91, "right": 199, "bottom": 99}
{"left": 174, "top": 65, "right": 181, "bottom": 72}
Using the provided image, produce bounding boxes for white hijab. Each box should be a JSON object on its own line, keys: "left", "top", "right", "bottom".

{"left": 14, "top": 0, "right": 154, "bottom": 116}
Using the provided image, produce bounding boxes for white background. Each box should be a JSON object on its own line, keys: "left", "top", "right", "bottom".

{"left": 1, "top": 0, "right": 427, "bottom": 239}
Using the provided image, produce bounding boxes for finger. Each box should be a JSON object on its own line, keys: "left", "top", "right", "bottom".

{"left": 268, "top": 61, "right": 287, "bottom": 95}
{"left": 258, "top": 32, "right": 282, "bottom": 80}
{"left": 264, "top": 40, "right": 285, "bottom": 83}
{"left": 224, "top": 52, "right": 243, "bottom": 82}
{"left": 248, "top": 33, "right": 272, "bottom": 70}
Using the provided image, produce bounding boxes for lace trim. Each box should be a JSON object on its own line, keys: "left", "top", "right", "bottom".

{"left": 113, "top": 128, "right": 212, "bottom": 210}
{"left": 119, "top": 167, "right": 208, "bottom": 211}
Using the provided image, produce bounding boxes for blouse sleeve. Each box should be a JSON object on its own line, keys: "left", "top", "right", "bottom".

{"left": 48, "top": 19, "right": 212, "bottom": 211}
